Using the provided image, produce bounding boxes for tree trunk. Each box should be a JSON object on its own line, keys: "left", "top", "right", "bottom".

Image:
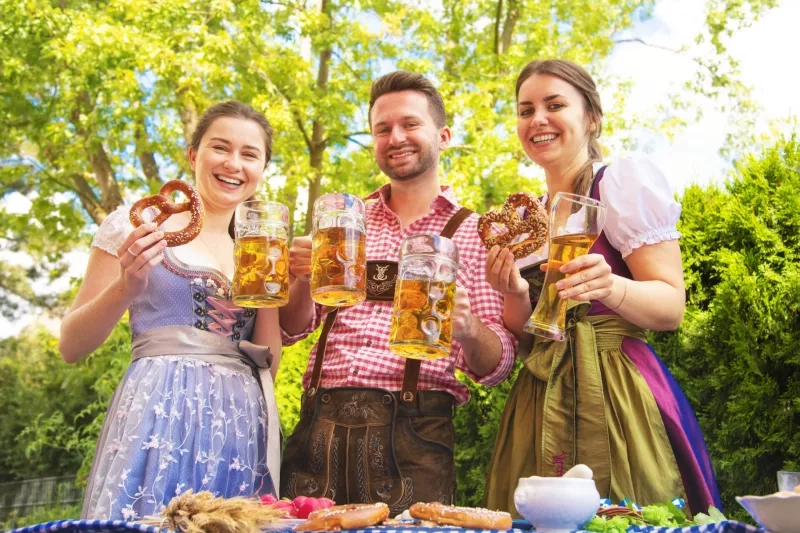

{"left": 179, "top": 100, "right": 199, "bottom": 147}
{"left": 134, "top": 117, "right": 161, "bottom": 189}
{"left": 70, "top": 173, "right": 107, "bottom": 225}
{"left": 89, "top": 143, "right": 124, "bottom": 212}
{"left": 303, "top": 0, "right": 332, "bottom": 235}
{"left": 499, "top": 0, "right": 519, "bottom": 56}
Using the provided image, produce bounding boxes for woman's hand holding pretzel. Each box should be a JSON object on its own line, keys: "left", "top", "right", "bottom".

{"left": 486, "top": 245, "right": 528, "bottom": 297}
{"left": 115, "top": 222, "right": 167, "bottom": 298}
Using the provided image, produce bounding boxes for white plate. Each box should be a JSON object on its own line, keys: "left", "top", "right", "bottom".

{"left": 736, "top": 493, "right": 800, "bottom": 533}
{"left": 262, "top": 518, "right": 305, "bottom": 531}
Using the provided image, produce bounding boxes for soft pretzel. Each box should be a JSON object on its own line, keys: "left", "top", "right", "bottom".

{"left": 477, "top": 192, "right": 548, "bottom": 260}
{"left": 408, "top": 502, "right": 512, "bottom": 530}
{"left": 129, "top": 180, "right": 204, "bottom": 247}
{"left": 293, "top": 503, "right": 389, "bottom": 532}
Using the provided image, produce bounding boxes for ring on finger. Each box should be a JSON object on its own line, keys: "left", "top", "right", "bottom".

{"left": 127, "top": 247, "right": 139, "bottom": 257}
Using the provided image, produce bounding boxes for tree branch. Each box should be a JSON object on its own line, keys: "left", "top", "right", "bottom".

{"left": 89, "top": 143, "right": 123, "bottom": 212}
{"left": 345, "top": 135, "right": 371, "bottom": 150}
{"left": 133, "top": 113, "right": 161, "bottom": 189}
{"left": 331, "top": 50, "right": 363, "bottom": 81}
{"left": 613, "top": 37, "right": 680, "bottom": 54}
{"left": 493, "top": 0, "right": 503, "bottom": 55}
{"left": 499, "top": 0, "right": 519, "bottom": 55}
{"left": 70, "top": 173, "right": 108, "bottom": 225}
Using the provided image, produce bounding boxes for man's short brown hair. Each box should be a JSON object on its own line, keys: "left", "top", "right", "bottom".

{"left": 369, "top": 71, "right": 447, "bottom": 128}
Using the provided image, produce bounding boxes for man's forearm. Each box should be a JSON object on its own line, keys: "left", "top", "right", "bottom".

{"left": 459, "top": 319, "right": 503, "bottom": 378}
{"left": 279, "top": 279, "right": 315, "bottom": 335}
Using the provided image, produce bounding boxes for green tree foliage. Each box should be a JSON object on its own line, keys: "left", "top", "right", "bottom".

{"left": 0, "top": 0, "right": 655, "bottom": 318}
{"left": 651, "top": 136, "right": 800, "bottom": 519}
{"left": 0, "top": 322, "right": 129, "bottom": 483}
{"left": 0, "top": 0, "right": 789, "bottom": 515}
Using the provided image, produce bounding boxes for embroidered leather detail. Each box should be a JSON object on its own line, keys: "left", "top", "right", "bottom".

{"left": 325, "top": 436, "right": 339, "bottom": 501}
{"left": 369, "top": 433, "right": 390, "bottom": 477}
{"left": 287, "top": 473, "right": 297, "bottom": 499}
{"left": 332, "top": 392, "right": 377, "bottom": 420}
{"left": 389, "top": 478, "right": 414, "bottom": 516}
{"left": 309, "top": 430, "right": 326, "bottom": 475}
{"left": 374, "top": 264, "right": 391, "bottom": 281}
{"left": 377, "top": 480, "right": 393, "bottom": 502}
{"left": 357, "top": 437, "right": 371, "bottom": 503}
{"left": 302, "top": 478, "right": 319, "bottom": 496}
{"left": 366, "top": 261, "right": 397, "bottom": 301}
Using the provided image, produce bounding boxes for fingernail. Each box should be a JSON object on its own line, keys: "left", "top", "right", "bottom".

{"left": 556, "top": 282, "right": 564, "bottom": 290}
{"left": 155, "top": 231, "right": 164, "bottom": 238}
{"left": 559, "top": 291, "right": 567, "bottom": 298}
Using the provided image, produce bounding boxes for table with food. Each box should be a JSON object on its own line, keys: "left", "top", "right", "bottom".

{"left": 7, "top": 464, "right": 799, "bottom": 533}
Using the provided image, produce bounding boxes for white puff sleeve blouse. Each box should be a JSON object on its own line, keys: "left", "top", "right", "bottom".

{"left": 598, "top": 157, "right": 681, "bottom": 258}
{"left": 90, "top": 206, "right": 134, "bottom": 257}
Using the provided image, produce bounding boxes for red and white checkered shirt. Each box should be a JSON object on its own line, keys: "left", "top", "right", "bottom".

{"left": 281, "top": 184, "right": 517, "bottom": 406}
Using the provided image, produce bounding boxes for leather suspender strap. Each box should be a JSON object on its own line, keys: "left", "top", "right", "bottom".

{"left": 308, "top": 206, "right": 474, "bottom": 401}
{"left": 308, "top": 308, "right": 338, "bottom": 396}
{"left": 400, "top": 206, "right": 473, "bottom": 402}
{"left": 440, "top": 207, "right": 473, "bottom": 240}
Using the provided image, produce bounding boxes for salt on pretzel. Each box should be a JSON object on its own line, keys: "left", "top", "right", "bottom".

{"left": 408, "top": 502, "right": 513, "bottom": 530}
{"left": 477, "top": 192, "right": 548, "bottom": 259}
{"left": 293, "top": 503, "right": 389, "bottom": 532}
{"left": 129, "top": 180, "right": 204, "bottom": 247}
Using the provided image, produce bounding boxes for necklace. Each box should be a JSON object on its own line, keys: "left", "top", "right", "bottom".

{"left": 195, "top": 231, "right": 235, "bottom": 279}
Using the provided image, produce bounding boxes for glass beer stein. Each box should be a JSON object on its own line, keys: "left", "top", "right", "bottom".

{"left": 310, "top": 192, "right": 367, "bottom": 307}
{"left": 389, "top": 234, "right": 459, "bottom": 360}
{"left": 523, "top": 193, "right": 607, "bottom": 341}
{"left": 231, "top": 200, "right": 290, "bottom": 308}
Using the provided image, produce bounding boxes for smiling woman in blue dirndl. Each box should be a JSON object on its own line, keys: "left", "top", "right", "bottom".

{"left": 59, "top": 102, "right": 281, "bottom": 521}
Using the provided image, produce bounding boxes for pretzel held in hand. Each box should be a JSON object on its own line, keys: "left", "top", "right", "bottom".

{"left": 129, "top": 180, "right": 204, "bottom": 247}
{"left": 409, "top": 502, "right": 513, "bottom": 530}
{"left": 477, "top": 193, "right": 547, "bottom": 259}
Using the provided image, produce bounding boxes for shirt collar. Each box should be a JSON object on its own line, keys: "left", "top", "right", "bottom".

{"left": 366, "top": 183, "right": 461, "bottom": 211}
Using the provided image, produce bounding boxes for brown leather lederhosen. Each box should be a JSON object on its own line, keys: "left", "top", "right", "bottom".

{"left": 280, "top": 207, "right": 473, "bottom": 513}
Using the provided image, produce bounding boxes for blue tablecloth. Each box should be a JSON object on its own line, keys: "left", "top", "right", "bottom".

{"left": 4, "top": 519, "right": 765, "bottom": 533}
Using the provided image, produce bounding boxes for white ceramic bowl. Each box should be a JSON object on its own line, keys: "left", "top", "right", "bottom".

{"left": 736, "top": 493, "right": 800, "bottom": 533}
{"left": 514, "top": 476, "right": 600, "bottom": 533}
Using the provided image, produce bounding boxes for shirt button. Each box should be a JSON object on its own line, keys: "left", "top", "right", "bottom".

{"left": 366, "top": 340, "right": 372, "bottom": 347}
{"left": 353, "top": 369, "right": 359, "bottom": 376}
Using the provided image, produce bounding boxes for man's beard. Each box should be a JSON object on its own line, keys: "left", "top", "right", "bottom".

{"left": 379, "top": 143, "right": 438, "bottom": 182}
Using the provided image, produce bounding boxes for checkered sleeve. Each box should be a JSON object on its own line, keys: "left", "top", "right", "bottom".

{"left": 280, "top": 298, "right": 323, "bottom": 346}
{"left": 453, "top": 218, "right": 517, "bottom": 387}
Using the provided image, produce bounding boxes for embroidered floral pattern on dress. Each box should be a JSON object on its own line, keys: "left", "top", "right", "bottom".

{"left": 84, "top": 214, "right": 276, "bottom": 521}
{"left": 84, "top": 357, "right": 271, "bottom": 519}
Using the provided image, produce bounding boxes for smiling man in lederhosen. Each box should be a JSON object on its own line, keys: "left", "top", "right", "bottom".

{"left": 278, "top": 71, "right": 517, "bottom": 513}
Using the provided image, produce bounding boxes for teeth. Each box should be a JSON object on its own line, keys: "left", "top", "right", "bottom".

{"left": 390, "top": 152, "right": 413, "bottom": 158}
{"left": 533, "top": 134, "right": 557, "bottom": 144}
{"left": 216, "top": 175, "right": 242, "bottom": 185}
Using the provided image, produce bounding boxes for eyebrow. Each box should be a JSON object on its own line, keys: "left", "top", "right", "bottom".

{"left": 208, "top": 137, "right": 262, "bottom": 154}
{"left": 518, "top": 94, "right": 564, "bottom": 106}
{"left": 373, "top": 114, "right": 424, "bottom": 128}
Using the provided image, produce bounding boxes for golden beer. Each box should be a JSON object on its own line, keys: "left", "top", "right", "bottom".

{"left": 310, "top": 226, "right": 367, "bottom": 307}
{"left": 388, "top": 233, "right": 460, "bottom": 360}
{"left": 524, "top": 233, "right": 598, "bottom": 339}
{"left": 524, "top": 191, "right": 607, "bottom": 340}
{"left": 389, "top": 279, "right": 456, "bottom": 360}
{"left": 231, "top": 200, "right": 290, "bottom": 308}
{"left": 232, "top": 236, "right": 289, "bottom": 308}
